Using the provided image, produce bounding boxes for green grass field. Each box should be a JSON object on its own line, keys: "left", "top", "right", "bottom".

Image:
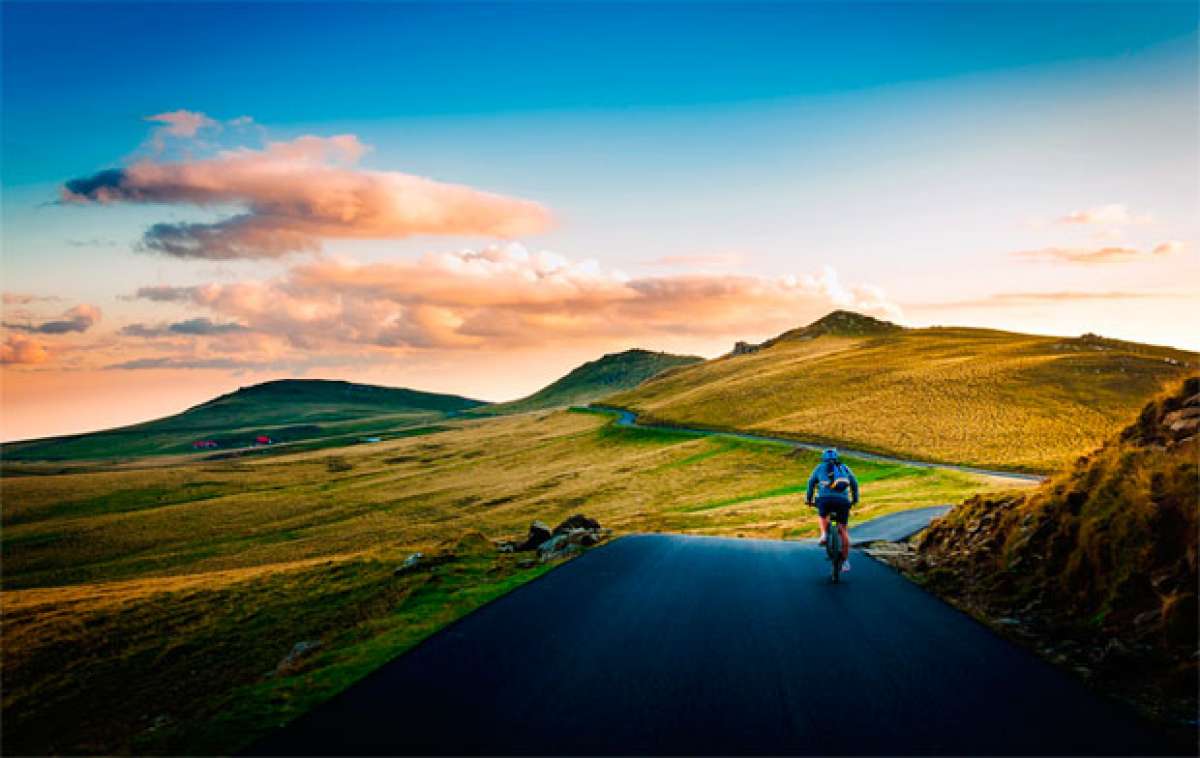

{"left": 607, "top": 313, "right": 1196, "bottom": 472}
{"left": 0, "top": 409, "right": 1027, "bottom": 754}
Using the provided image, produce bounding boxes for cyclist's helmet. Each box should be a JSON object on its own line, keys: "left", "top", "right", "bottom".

{"left": 821, "top": 448, "right": 840, "bottom": 463}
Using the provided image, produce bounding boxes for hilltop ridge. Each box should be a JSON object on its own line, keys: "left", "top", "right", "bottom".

{"left": 729, "top": 310, "right": 902, "bottom": 355}
{"left": 606, "top": 311, "right": 1197, "bottom": 471}
{"left": 480, "top": 348, "right": 703, "bottom": 415}
{"left": 768, "top": 310, "right": 903, "bottom": 343}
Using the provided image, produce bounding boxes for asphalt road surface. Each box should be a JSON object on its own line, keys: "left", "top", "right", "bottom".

{"left": 849, "top": 506, "right": 953, "bottom": 543}
{"left": 250, "top": 534, "right": 1176, "bottom": 756}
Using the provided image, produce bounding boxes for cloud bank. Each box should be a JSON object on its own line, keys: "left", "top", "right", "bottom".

{"left": 121, "top": 318, "right": 250, "bottom": 338}
{"left": 62, "top": 131, "right": 553, "bottom": 259}
{"left": 3, "top": 304, "right": 101, "bottom": 334}
{"left": 129, "top": 244, "right": 899, "bottom": 357}
{"left": 133, "top": 285, "right": 197, "bottom": 303}
{"left": 1014, "top": 241, "right": 1183, "bottom": 265}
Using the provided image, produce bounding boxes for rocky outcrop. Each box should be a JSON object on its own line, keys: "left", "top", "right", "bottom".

{"left": 501, "top": 514, "right": 612, "bottom": 560}
{"left": 536, "top": 533, "right": 581, "bottom": 561}
{"left": 394, "top": 553, "right": 424, "bottom": 575}
{"left": 272, "top": 640, "right": 322, "bottom": 677}
{"left": 553, "top": 514, "right": 601, "bottom": 534}
{"left": 1121, "top": 381, "right": 1200, "bottom": 447}
{"left": 514, "top": 521, "right": 553, "bottom": 552}
{"left": 393, "top": 551, "right": 458, "bottom": 576}
{"left": 730, "top": 341, "right": 760, "bottom": 356}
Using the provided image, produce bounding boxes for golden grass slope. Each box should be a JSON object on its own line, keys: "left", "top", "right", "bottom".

{"left": 1, "top": 410, "right": 1026, "bottom": 754}
{"left": 607, "top": 320, "right": 1196, "bottom": 472}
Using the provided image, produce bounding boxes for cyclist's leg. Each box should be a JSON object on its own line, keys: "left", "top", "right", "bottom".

{"left": 836, "top": 504, "right": 851, "bottom": 561}
{"left": 816, "top": 502, "right": 830, "bottom": 544}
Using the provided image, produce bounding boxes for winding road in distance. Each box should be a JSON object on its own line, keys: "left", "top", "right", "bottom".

{"left": 250, "top": 532, "right": 1178, "bottom": 756}
{"left": 597, "top": 406, "right": 1045, "bottom": 482}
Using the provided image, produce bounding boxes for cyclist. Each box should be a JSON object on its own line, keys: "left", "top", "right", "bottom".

{"left": 805, "top": 448, "right": 859, "bottom": 571}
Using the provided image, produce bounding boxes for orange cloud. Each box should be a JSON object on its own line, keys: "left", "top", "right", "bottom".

{"left": 62, "top": 133, "right": 553, "bottom": 259}
{"left": 1152, "top": 240, "right": 1185, "bottom": 256}
{"left": 1014, "top": 241, "right": 1182, "bottom": 264}
{"left": 1, "top": 334, "right": 50, "bottom": 364}
{"left": 131, "top": 245, "right": 900, "bottom": 354}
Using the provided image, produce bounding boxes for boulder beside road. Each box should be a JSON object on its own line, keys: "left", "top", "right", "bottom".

{"left": 514, "top": 521, "right": 553, "bottom": 552}
{"left": 504, "top": 514, "right": 611, "bottom": 560}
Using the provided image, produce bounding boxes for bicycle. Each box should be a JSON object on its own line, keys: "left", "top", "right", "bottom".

{"left": 809, "top": 500, "right": 848, "bottom": 583}
{"left": 825, "top": 521, "right": 845, "bottom": 583}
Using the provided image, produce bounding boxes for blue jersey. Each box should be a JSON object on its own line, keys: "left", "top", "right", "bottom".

{"left": 806, "top": 460, "right": 859, "bottom": 505}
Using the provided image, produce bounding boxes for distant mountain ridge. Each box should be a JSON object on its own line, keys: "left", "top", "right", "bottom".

{"left": 480, "top": 348, "right": 704, "bottom": 415}
{"left": 189, "top": 379, "right": 483, "bottom": 422}
{"left": 5, "top": 311, "right": 1196, "bottom": 467}
{"left": 3, "top": 379, "right": 485, "bottom": 461}
{"left": 1, "top": 348, "right": 703, "bottom": 460}
{"left": 606, "top": 311, "right": 1197, "bottom": 471}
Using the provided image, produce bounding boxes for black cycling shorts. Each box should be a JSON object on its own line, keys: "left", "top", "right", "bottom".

{"left": 816, "top": 498, "right": 851, "bottom": 525}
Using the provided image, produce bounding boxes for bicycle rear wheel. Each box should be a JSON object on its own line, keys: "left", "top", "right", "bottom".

{"left": 828, "top": 527, "right": 842, "bottom": 583}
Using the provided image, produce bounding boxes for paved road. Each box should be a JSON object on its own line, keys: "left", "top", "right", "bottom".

{"left": 597, "top": 407, "right": 1044, "bottom": 483}
{"left": 849, "top": 505, "right": 953, "bottom": 543}
{"left": 250, "top": 535, "right": 1176, "bottom": 756}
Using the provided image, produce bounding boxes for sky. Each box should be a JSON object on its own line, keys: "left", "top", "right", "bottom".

{"left": 2, "top": 1, "right": 1198, "bottom": 441}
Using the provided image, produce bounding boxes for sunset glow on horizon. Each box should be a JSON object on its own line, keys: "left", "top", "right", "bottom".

{"left": 3, "top": 1, "right": 1197, "bottom": 441}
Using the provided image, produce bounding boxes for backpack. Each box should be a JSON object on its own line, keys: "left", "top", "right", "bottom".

{"left": 824, "top": 461, "right": 851, "bottom": 493}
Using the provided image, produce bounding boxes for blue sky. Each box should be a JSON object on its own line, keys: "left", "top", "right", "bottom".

{"left": 4, "top": 2, "right": 1196, "bottom": 182}
{"left": 1, "top": 1, "right": 1197, "bottom": 439}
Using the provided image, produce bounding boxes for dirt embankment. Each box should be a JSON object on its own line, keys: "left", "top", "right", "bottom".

{"left": 877, "top": 376, "right": 1198, "bottom": 733}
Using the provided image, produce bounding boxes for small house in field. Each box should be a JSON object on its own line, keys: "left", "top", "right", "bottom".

{"left": 192, "top": 440, "right": 219, "bottom": 449}
{"left": 254, "top": 435, "right": 273, "bottom": 445}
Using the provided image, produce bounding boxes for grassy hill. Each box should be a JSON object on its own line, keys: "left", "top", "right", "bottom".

{"left": 1, "top": 409, "right": 1026, "bottom": 754}
{"left": 911, "top": 376, "right": 1198, "bottom": 730}
{"left": 606, "top": 311, "right": 1197, "bottom": 472}
{"left": 1, "top": 379, "right": 486, "bottom": 461}
{"left": 478, "top": 348, "right": 703, "bottom": 415}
